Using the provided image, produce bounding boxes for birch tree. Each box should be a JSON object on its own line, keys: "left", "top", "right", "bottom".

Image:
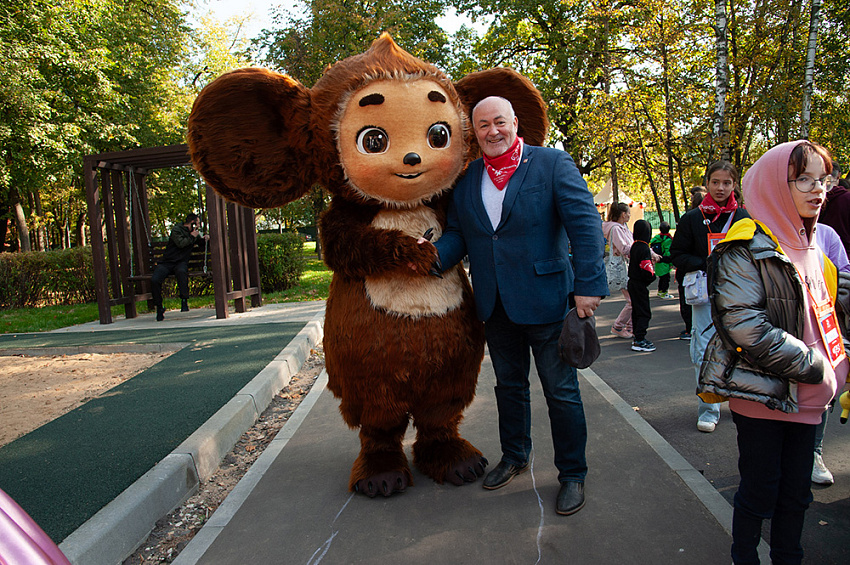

{"left": 800, "top": 0, "right": 822, "bottom": 139}
{"left": 712, "top": 0, "right": 729, "bottom": 159}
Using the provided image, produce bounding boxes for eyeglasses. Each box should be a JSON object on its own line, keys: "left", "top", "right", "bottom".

{"left": 787, "top": 174, "right": 836, "bottom": 193}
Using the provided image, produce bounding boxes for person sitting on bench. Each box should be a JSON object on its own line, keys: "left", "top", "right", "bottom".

{"left": 152, "top": 213, "right": 210, "bottom": 321}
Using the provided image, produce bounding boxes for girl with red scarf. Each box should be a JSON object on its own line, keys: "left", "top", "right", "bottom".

{"left": 671, "top": 161, "right": 750, "bottom": 433}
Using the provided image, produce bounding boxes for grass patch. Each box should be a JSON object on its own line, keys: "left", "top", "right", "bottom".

{"left": 264, "top": 245, "right": 330, "bottom": 303}
{"left": 0, "top": 303, "right": 123, "bottom": 334}
{"left": 0, "top": 242, "right": 331, "bottom": 334}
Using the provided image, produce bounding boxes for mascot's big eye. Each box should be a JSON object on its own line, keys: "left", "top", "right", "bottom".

{"left": 427, "top": 123, "right": 451, "bottom": 149}
{"left": 357, "top": 127, "right": 389, "bottom": 154}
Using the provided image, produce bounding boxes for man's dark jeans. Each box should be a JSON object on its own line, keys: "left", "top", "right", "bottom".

{"left": 151, "top": 262, "right": 190, "bottom": 308}
{"left": 484, "top": 297, "right": 588, "bottom": 483}
{"left": 731, "top": 411, "right": 815, "bottom": 565}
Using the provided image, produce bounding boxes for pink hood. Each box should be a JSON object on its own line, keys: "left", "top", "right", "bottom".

{"left": 733, "top": 140, "right": 848, "bottom": 424}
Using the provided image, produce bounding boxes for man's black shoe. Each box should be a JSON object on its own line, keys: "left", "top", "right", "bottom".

{"left": 556, "top": 481, "right": 585, "bottom": 515}
{"left": 156, "top": 307, "right": 165, "bottom": 322}
{"left": 181, "top": 299, "right": 189, "bottom": 312}
{"left": 482, "top": 460, "right": 529, "bottom": 490}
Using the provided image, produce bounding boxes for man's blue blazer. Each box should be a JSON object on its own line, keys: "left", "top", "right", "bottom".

{"left": 435, "top": 144, "right": 608, "bottom": 325}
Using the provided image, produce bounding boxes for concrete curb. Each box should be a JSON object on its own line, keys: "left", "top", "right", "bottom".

{"left": 58, "top": 311, "right": 325, "bottom": 565}
{"left": 171, "top": 369, "right": 330, "bottom": 565}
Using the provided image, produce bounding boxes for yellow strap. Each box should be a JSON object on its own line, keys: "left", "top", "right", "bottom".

{"left": 698, "top": 392, "right": 729, "bottom": 404}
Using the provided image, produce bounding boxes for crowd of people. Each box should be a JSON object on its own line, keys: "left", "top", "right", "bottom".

{"left": 424, "top": 93, "right": 847, "bottom": 563}
{"left": 601, "top": 142, "right": 849, "bottom": 564}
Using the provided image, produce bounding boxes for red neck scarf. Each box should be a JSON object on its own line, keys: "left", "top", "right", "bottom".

{"left": 699, "top": 193, "right": 738, "bottom": 223}
{"left": 483, "top": 137, "right": 523, "bottom": 190}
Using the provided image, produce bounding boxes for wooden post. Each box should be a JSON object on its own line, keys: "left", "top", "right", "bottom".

{"left": 207, "top": 185, "right": 228, "bottom": 319}
{"left": 245, "top": 206, "right": 261, "bottom": 307}
{"left": 85, "top": 158, "right": 112, "bottom": 324}
{"left": 112, "top": 170, "right": 137, "bottom": 319}
{"left": 227, "top": 202, "right": 247, "bottom": 313}
{"left": 101, "top": 171, "right": 121, "bottom": 305}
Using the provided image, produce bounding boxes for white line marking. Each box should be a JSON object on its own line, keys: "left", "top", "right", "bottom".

{"left": 306, "top": 493, "right": 355, "bottom": 565}
{"left": 529, "top": 452, "right": 545, "bottom": 564}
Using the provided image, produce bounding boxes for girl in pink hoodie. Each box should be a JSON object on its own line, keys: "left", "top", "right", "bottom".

{"left": 706, "top": 141, "right": 848, "bottom": 564}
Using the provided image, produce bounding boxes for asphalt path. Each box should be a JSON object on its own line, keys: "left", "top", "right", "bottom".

{"left": 592, "top": 287, "right": 849, "bottom": 564}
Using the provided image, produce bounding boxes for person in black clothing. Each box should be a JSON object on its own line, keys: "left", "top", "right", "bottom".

{"left": 152, "top": 213, "right": 209, "bottom": 321}
{"left": 628, "top": 220, "right": 656, "bottom": 352}
{"left": 670, "top": 162, "right": 749, "bottom": 433}
{"left": 676, "top": 186, "right": 706, "bottom": 340}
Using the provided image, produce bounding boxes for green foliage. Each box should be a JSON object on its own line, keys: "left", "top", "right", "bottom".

{"left": 257, "top": 0, "right": 450, "bottom": 85}
{"left": 448, "top": 0, "right": 849, "bottom": 213}
{"left": 257, "top": 198, "right": 315, "bottom": 232}
{"left": 0, "top": 247, "right": 96, "bottom": 309}
{"left": 257, "top": 232, "right": 306, "bottom": 292}
{"left": 263, "top": 242, "right": 331, "bottom": 302}
{"left": 185, "top": 12, "right": 254, "bottom": 92}
{"left": 0, "top": 0, "right": 192, "bottom": 251}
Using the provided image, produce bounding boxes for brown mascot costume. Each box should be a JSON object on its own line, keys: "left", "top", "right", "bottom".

{"left": 187, "top": 33, "right": 549, "bottom": 497}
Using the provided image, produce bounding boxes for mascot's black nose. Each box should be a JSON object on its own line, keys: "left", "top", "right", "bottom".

{"left": 403, "top": 152, "right": 421, "bottom": 166}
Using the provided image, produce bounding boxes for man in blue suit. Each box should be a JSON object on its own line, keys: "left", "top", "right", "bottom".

{"left": 431, "top": 96, "right": 607, "bottom": 515}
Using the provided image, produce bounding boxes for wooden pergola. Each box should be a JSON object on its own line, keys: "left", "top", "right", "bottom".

{"left": 84, "top": 144, "right": 262, "bottom": 324}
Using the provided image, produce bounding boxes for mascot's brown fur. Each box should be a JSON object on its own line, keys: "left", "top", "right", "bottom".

{"left": 187, "top": 34, "right": 549, "bottom": 497}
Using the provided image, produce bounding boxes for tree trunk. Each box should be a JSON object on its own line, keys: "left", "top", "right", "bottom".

{"left": 800, "top": 0, "right": 822, "bottom": 139}
{"left": 603, "top": 12, "right": 620, "bottom": 203}
{"left": 63, "top": 215, "right": 71, "bottom": 249}
{"left": 673, "top": 155, "right": 688, "bottom": 219}
{"left": 33, "top": 189, "right": 47, "bottom": 251}
{"left": 13, "top": 200, "right": 31, "bottom": 252}
{"left": 638, "top": 127, "right": 663, "bottom": 220}
{"left": 0, "top": 215, "right": 8, "bottom": 252}
{"left": 310, "top": 185, "right": 325, "bottom": 260}
{"left": 660, "top": 35, "right": 681, "bottom": 222}
{"left": 76, "top": 211, "right": 87, "bottom": 247}
{"left": 713, "top": 0, "right": 730, "bottom": 160}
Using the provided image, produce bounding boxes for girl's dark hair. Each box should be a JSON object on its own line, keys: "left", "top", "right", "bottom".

{"left": 606, "top": 202, "right": 630, "bottom": 222}
{"left": 689, "top": 187, "right": 706, "bottom": 210}
{"left": 704, "top": 160, "right": 740, "bottom": 186}
{"left": 788, "top": 141, "right": 833, "bottom": 180}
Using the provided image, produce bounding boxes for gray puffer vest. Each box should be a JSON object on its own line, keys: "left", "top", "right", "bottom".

{"left": 698, "top": 225, "right": 825, "bottom": 413}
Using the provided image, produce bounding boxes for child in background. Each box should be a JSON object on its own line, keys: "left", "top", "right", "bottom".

{"left": 650, "top": 221, "right": 675, "bottom": 298}
{"left": 629, "top": 220, "right": 656, "bottom": 352}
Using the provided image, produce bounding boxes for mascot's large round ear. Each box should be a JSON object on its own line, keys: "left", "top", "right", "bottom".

{"left": 188, "top": 68, "right": 315, "bottom": 209}
{"left": 455, "top": 68, "right": 549, "bottom": 147}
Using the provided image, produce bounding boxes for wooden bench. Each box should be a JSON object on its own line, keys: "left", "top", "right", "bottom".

{"left": 129, "top": 240, "right": 212, "bottom": 282}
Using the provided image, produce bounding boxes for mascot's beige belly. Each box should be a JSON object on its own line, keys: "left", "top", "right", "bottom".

{"left": 365, "top": 207, "right": 464, "bottom": 317}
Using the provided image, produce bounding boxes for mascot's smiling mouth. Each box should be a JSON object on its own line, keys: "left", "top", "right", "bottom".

{"left": 395, "top": 172, "right": 423, "bottom": 179}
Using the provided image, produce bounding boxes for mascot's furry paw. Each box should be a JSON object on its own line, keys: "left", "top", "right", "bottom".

{"left": 444, "top": 455, "right": 489, "bottom": 486}
{"left": 348, "top": 445, "right": 414, "bottom": 498}
{"left": 413, "top": 437, "right": 487, "bottom": 485}
{"left": 353, "top": 471, "right": 411, "bottom": 498}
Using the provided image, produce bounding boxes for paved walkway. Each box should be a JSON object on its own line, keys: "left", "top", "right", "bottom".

{"left": 3, "top": 298, "right": 783, "bottom": 564}
{"left": 170, "top": 323, "right": 743, "bottom": 564}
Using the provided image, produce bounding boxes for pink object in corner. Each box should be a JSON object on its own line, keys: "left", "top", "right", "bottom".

{"left": 0, "top": 488, "right": 72, "bottom": 565}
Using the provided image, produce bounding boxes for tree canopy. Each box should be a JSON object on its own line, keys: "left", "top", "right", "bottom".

{"left": 1, "top": 0, "right": 847, "bottom": 251}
